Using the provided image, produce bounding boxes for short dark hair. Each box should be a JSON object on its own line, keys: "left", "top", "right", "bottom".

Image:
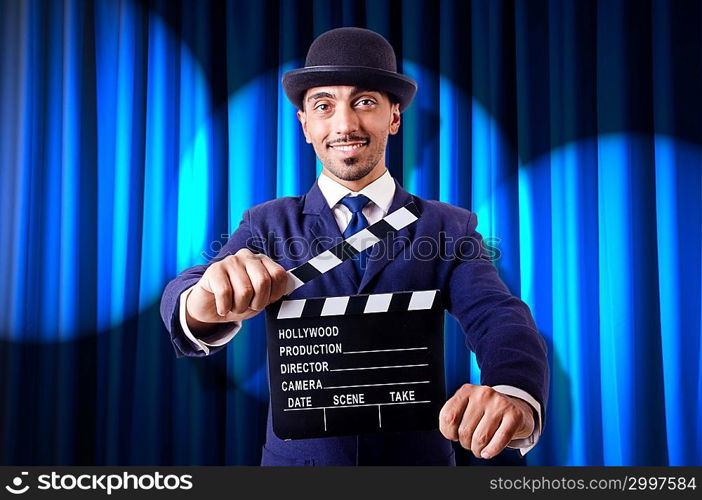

{"left": 385, "top": 91, "right": 400, "bottom": 106}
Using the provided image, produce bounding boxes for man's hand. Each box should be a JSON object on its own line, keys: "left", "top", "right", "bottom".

{"left": 439, "top": 384, "right": 535, "bottom": 459}
{"left": 185, "top": 248, "right": 288, "bottom": 335}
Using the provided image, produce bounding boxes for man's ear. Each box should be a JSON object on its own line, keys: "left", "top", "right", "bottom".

{"left": 388, "top": 102, "right": 401, "bottom": 135}
{"left": 296, "top": 109, "right": 311, "bottom": 144}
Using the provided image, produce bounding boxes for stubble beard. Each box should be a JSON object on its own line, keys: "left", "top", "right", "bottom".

{"left": 320, "top": 136, "right": 387, "bottom": 182}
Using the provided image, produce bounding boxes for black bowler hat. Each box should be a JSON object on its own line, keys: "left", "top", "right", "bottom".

{"left": 282, "top": 27, "right": 418, "bottom": 112}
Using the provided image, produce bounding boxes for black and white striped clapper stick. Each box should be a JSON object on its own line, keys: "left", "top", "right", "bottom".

{"left": 283, "top": 202, "right": 421, "bottom": 295}
{"left": 276, "top": 289, "right": 440, "bottom": 320}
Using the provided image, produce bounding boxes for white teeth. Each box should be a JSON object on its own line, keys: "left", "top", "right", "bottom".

{"left": 332, "top": 143, "right": 365, "bottom": 151}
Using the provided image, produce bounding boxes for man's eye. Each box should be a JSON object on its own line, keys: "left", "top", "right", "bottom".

{"left": 356, "top": 99, "right": 376, "bottom": 107}
{"left": 314, "top": 103, "right": 330, "bottom": 111}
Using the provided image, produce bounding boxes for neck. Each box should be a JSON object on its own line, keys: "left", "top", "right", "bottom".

{"left": 322, "top": 163, "right": 387, "bottom": 192}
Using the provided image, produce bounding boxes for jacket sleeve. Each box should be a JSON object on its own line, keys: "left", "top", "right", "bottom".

{"left": 444, "top": 211, "right": 550, "bottom": 424}
{"left": 160, "top": 209, "right": 259, "bottom": 358}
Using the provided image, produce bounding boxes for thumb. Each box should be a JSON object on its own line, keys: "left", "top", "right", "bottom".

{"left": 197, "top": 275, "right": 216, "bottom": 295}
{"left": 221, "top": 307, "right": 261, "bottom": 323}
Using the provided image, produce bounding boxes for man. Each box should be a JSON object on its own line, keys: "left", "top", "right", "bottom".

{"left": 160, "top": 27, "right": 549, "bottom": 466}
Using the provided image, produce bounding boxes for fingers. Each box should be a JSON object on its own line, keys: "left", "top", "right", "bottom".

{"left": 200, "top": 249, "right": 287, "bottom": 321}
{"left": 219, "top": 306, "right": 260, "bottom": 323}
{"left": 237, "top": 252, "right": 287, "bottom": 310}
{"left": 193, "top": 248, "right": 291, "bottom": 322}
{"left": 439, "top": 384, "right": 524, "bottom": 459}
{"left": 198, "top": 255, "right": 253, "bottom": 317}
{"left": 201, "top": 265, "right": 236, "bottom": 317}
{"left": 260, "top": 257, "right": 288, "bottom": 303}
{"left": 457, "top": 396, "right": 485, "bottom": 452}
{"left": 470, "top": 410, "right": 504, "bottom": 459}
{"left": 241, "top": 255, "right": 271, "bottom": 311}
{"left": 439, "top": 383, "right": 473, "bottom": 441}
{"left": 479, "top": 414, "right": 519, "bottom": 459}
{"left": 225, "top": 257, "right": 255, "bottom": 315}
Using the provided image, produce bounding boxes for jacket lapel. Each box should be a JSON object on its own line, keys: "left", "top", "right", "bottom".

{"left": 302, "top": 180, "right": 361, "bottom": 290}
{"left": 359, "top": 180, "right": 418, "bottom": 293}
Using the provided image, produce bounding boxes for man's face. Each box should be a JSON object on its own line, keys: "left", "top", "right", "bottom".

{"left": 297, "top": 85, "right": 401, "bottom": 182}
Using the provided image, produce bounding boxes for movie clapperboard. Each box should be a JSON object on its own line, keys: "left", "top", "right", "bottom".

{"left": 265, "top": 202, "right": 446, "bottom": 440}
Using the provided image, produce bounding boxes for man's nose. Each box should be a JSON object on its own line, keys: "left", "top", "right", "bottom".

{"left": 333, "top": 104, "right": 359, "bottom": 135}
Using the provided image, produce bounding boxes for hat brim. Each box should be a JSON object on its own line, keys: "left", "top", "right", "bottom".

{"left": 282, "top": 66, "right": 418, "bottom": 112}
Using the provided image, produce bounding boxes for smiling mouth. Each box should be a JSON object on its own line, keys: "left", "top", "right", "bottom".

{"left": 328, "top": 139, "right": 369, "bottom": 152}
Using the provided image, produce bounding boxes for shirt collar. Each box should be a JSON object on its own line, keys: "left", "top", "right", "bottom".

{"left": 317, "top": 169, "right": 395, "bottom": 215}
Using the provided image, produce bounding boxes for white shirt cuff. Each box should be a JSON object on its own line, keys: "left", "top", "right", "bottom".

{"left": 491, "top": 385, "right": 542, "bottom": 456}
{"left": 179, "top": 286, "right": 242, "bottom": 355}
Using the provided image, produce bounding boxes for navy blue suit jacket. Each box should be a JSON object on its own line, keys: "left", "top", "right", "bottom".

{"left": 160, "top": 178, "right": 549, "bottom": 465}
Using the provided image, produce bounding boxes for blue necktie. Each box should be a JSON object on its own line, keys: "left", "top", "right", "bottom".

{"left": 340, "top": 194, "right": 371, "bottom": 278}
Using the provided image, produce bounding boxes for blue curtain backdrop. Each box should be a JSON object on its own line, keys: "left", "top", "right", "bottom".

{"left": 0, "top": 0, "right": 700, "bottom": 466}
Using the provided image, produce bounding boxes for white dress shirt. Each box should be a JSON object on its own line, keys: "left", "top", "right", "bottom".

{"left": 178, "top": 169, "right": 542, "bottom": 455}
